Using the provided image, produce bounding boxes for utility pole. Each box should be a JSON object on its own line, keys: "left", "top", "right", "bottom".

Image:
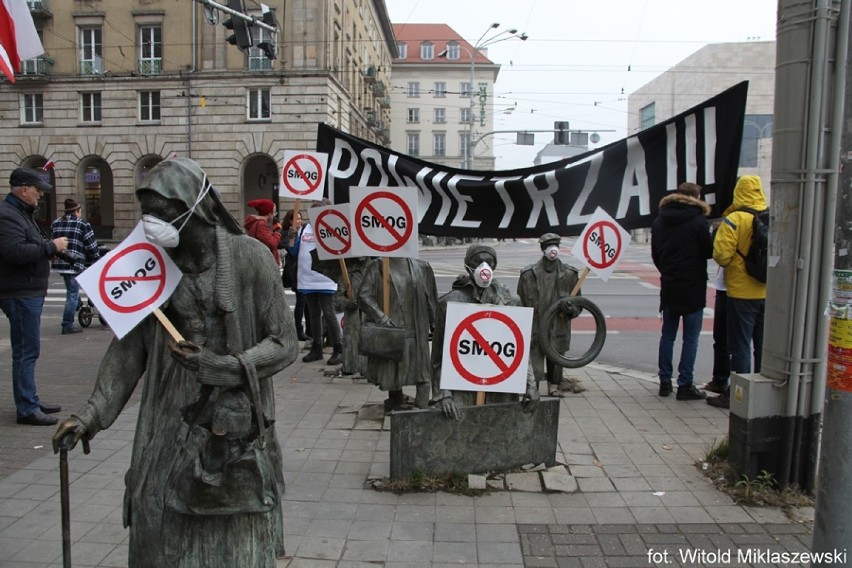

{"left": 812, "top": 0, "right": 852, "bottom": 557}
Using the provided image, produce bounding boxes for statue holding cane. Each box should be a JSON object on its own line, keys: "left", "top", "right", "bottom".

{"left": 52, "top": 158, "right": 298, "bottom": 568}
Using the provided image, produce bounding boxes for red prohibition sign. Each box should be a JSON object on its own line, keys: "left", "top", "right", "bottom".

{"left": 449, "top": 310, "right": 525, "bottom": 386}
{"left": 99, "top": 243, "right": 167, "bottom": 314}
{"left": 315, "top": 209, "right": 352, "bottom": 256}
{"left": 354, "top": 191, "right": 413, "bottom": 253}
{"left": 582, "top": 220, "right": 622, "bottom": 270}
{"left": 283, "top": 154, "right": 323, "bottom": 195}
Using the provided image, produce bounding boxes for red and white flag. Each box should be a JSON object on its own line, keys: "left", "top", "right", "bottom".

{"left": 0, "top": 0, "right": 45, "bottom": 83}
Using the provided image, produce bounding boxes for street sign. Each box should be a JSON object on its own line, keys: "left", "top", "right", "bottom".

{"left": 280, "top": 150, "right": 328, "bottom": 201}
{"left": 440, "top": 302, "right": 533, "bottom": 394}
{"left": 571, "top": 207, "right": 631, "bottom": 281}
{"left": 309, "top": 203, "right": 353, "bottom": 260}
{"left": 76, "top": 221, "right": 183, "bottom": 339}
{"left": 350, "top": 186, "right": 418, "bottom": 258}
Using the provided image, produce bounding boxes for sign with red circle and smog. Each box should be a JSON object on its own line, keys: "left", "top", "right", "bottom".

{"left": 76, "top": 221, "right": 183, "bottom": 339}
{"left": 280, "top": 150, "right": 329, "bottom": 201}
{"left": 439, "top": 302, "right": 533, "bottom": 394}
{"left": 309, "top": 203, "right": 354, "bottom": 260}
{"left": 350, "top": 186, "right": 419, "bottom": 258}
{"left": 570, "top": 207, "right": 631, "bottom": 282}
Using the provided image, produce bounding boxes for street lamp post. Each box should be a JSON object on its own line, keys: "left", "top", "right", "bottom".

{"left": 442, "top": 23, "right": 527, "bottom": 170}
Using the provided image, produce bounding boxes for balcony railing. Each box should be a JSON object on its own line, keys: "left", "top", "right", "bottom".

{"left": 20, "top": 57, "right": 51, "bottom": 76}
{"left": 139, "top": 58, "right": 162, "bottom": 75}
{"left": 249, "top": 57, "right": 272, "bottom": 71}
{"left": 81, "top": 57, "right": 103, "bottom": 75}
{"left": 26, "top": 0, "right": 44, "bottom": 9}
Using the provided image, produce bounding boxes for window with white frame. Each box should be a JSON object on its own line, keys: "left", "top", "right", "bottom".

{"left": 639, "top": 102, "right": 655, "bottom": 130}
{"left": 139, "top": 25, "right": 162, "bottom": 75}
{"left": 407, "top": 82, "right": 420, "bottom": 97}
{"left": 446, "top": 42, "right": 461, "bottom": 60}
{"left": 407, "top": 132, "right": 420, "bottom": 156}
{"left": 420, "top": 41, "right": 434, "bottom": 60}
{"left": 139, "top": 90, "right": 161, "bottom": 122}
{"left": 21, "top": 93, "right": 43, "bottom": 124}
{"left": 433, "top": 133, "right": 446, "bottom": 157}
{"left": 407, "top": 108, "right": 419, "bottom": 123}
{"left": 79, "top": 27, "right": 103, "bottom": 75}
{"left": 397, "top": 42, "right": 407, "bottom": 59}
{"left": 434, "top": 108, "right": 446, "bottom": 124}
{"left": 248, "top": 26, "right": 273, "bottom": 70}
{"left": 81, "top": 92, "right": 101, "bottom": 122}
{"left": 460, "top": 81, "right": 472, "bottom": 97}
{"left": 460, "top": 107, "right": 472, "bottom": 124}
{"left": 459, "top": 132, "right": 471, "bottom": 159}
{"left": 247, "top": 88, "right": 271, "bottom": 120}
{"left": 434, "top": 82, "right": 446, "bottom": 98}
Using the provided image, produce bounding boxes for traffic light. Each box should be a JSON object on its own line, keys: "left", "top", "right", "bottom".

{"left": 255, "top": 4, "right": 278, "bottom": 60}
{"left": 223, "top": 0, "right": 253, "bottom": 50}
{"left": 554, "top": 121, "right": 569, "bottom": 145}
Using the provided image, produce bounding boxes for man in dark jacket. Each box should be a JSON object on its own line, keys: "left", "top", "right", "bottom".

{"left": 0, "top": 168, "right": 68, "bottom": 425}
{"left": 651, "top": 182, "right": 713, "bottom": 401}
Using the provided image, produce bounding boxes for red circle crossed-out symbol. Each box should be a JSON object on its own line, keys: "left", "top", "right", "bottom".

{"left": 582, "top": 220, "right": 622, "bottom": 270}
{"left": 449, "top": 310, "right": 525, "bottom": 386}
{"left": 99, "top": 243, "right": 167, "bottom": 314}
{"left": 283, "top": 154, "right": 323, "bottom": 195}
{"left": 354, "top": 191, "right": 414, "bottom": 253}
{"left": 315, "top": 209, "right": 352, "bottom": 256}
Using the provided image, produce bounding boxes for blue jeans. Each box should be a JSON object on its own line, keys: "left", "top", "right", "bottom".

{"left": 726, "top": 298, "right": 765, "bottom": 374}
{"left": 0, "top": 296, "right": 45, "bottom": 418}
{"left": 658, "top": 307, "right": 703, "bottom": 387}
{"left": 61, "top": 273, "right": 81, "bottom": 330}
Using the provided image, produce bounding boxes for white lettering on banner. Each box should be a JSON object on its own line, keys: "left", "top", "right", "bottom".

{"left": 387, "top": 154, "right": 406, "bottom": 187}
{"left": 524, "top": 170, "right": 559, "bottom": 229}
{"left": 685, "top": 113, "right": 698, "bottom": 182}
{"left": 494, "top": 177, "right": 520, "bottom": 228}
{"left": 447, "top": 174, "right": 482, "bottom": 228}
{"left": 704, "top": 106, "right": 717, "bottom": 184}
{"left": 429, "top": 170, "right": 452, "bottom": 225}
{"left": 358, "top": 148, "right": 389, "bottom": 187}
{"left": 666, "top": 122, "right": 678, "bottom": 191}
{"left": 330, "top": 139, "right": 358, "bottom": 180}
{"left": 566, "top": 152, "right": 603, "bottom": 226}
{"left": 617, "top": 137, "right": 651, "bottom": 218}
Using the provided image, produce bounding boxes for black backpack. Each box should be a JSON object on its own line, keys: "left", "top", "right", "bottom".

{"left": 736, "top": 207, "right": 769, "bottom": 283}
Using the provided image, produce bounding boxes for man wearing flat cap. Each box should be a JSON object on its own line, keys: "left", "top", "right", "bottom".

{"left": 517, "top": 233, "right": 582, "bottom": 396}
{"left": 430, "top": 244, "right": 539, "bottom": 420}
{"left": 0, "top": 167, "right": 68, "bottom": 426}
{"left": 52, "top": 197, "right": 101, "bottom": 334}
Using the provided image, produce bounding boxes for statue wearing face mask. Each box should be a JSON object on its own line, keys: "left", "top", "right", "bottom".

{"left": 430, "top": 244, "right": 539, "bottom": 420}
{"left": 517, "top": 233, "right": 582, "bottom": 397}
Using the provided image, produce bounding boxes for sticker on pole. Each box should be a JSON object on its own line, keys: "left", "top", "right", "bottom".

{"left": 309, "top": 203, "right": 354, "bottom": 260}
{"left": 440, "top": 302, "right": 533, "bottom": 394}
{"left": 76, "top": 221, "right": 183, "bottom": 340}
{"left": 570, "top": 207, "right": 631, "bottom": 281}
{"left": 280, "top": 150, "right": 328, "bottom": 201}
{"left": 350, "top": 186, "right": 418, "bottom": 258}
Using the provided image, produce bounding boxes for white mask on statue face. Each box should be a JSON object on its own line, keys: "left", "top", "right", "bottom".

{"left": 141, "top": 174, "right": 211, "bottom": 248}
{"left": 471, "top": 261, "right": 494, "bottom": 288}
{"left": 543, "top": 245, "right": 559, "bottom": 260}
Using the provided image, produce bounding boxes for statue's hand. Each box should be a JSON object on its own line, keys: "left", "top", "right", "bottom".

{"left": 168, "top": 339, "right": 202, "bottom": 371}
{"left": 522, "top": 386, "right": 540, "bottom": 413}
{"left": 437, "top": 397, "right": 461, "bottom": 421}
{"left": 52, "top": 417, "right": 87, "bottom": 453}
{"left": 341, "top": 298, "right": 358, "bottom": 311}
{"left": 559, "top": 298, "right": 582, "bottom": 319}
{"left": 379, "top": 315, "right": 396, "bottom": 327}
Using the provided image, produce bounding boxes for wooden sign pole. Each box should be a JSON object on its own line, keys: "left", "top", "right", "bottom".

{"left": 288, "top": 199, "right": 301, "bottom": 247}
{"left": 339, "top": 258, "right": 353, "bottom": 299}
{"left": 153, "top": 308, "right": 185, "bottom": 343}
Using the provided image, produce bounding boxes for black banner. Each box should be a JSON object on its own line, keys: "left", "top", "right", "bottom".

{"left": 317, "top": 81, "right": 747, "bottom": 238}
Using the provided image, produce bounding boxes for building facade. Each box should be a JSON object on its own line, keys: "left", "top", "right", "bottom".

{"left": 389, "top": 23, "right": 501, "bottom": 171}
{"left": 627, "top": 41, "right": 776, "bottom": 198}
{"left": 2, "top": 0, "right": 395, "bottom": 239}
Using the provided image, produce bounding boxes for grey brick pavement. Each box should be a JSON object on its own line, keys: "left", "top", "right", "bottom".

{"left": 0, "top": 307, "right": 815, "bottom": 567}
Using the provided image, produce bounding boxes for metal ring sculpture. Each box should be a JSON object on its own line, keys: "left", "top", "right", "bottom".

{"left": 540, "top": 296, "right": 607, "bottom": 368}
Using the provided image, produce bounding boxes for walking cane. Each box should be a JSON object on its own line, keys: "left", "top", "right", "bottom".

{"left": 59, "top": 435, "right": 90, "bottom": 568}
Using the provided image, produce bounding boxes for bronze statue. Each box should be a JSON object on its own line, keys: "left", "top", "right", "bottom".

{"left": 517, "top": 233, "right": 582, "bottom": 396}
{"left": 335, "top": 256, "right": 371, "bottom": 377}
{"left": 357, "top": 257, "right": 437, "bottom": 411}
{"left": 430, "top": 244, "right": 538, "bottom": 420}
{"left": 52, "top": 158, "right": 298, "bottom": 567}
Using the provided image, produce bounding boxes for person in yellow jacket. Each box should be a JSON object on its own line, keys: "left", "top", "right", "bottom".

{"left": 709, "top": 175, "right": 767, "bottom": 408}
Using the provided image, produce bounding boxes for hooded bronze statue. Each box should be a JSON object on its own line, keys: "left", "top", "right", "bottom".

{"left": 52, "top": 158, "right": 298, "bottom": 567}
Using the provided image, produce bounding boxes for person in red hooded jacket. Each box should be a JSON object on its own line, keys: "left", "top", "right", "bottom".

{"left": 243, "top": 199, "right": 281, "bottom": 265}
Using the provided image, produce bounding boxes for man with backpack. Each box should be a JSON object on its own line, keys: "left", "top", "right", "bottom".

{"left": 710, "top": 175, "right": 769, "bottom": 408}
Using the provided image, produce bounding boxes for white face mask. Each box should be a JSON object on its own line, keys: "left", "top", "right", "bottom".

{"left": 471, "top": 261, "right": 494, "bottom": 288}
{"left": 544, "top": 245, "right": 560, "bottom": 260}
{"left": 142, "top": 175, "right": 211, "bottom": 248}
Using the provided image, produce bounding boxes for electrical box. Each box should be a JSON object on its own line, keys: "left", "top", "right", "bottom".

{"left": 727, "top": 373, "right": 787, "bottom": 480}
